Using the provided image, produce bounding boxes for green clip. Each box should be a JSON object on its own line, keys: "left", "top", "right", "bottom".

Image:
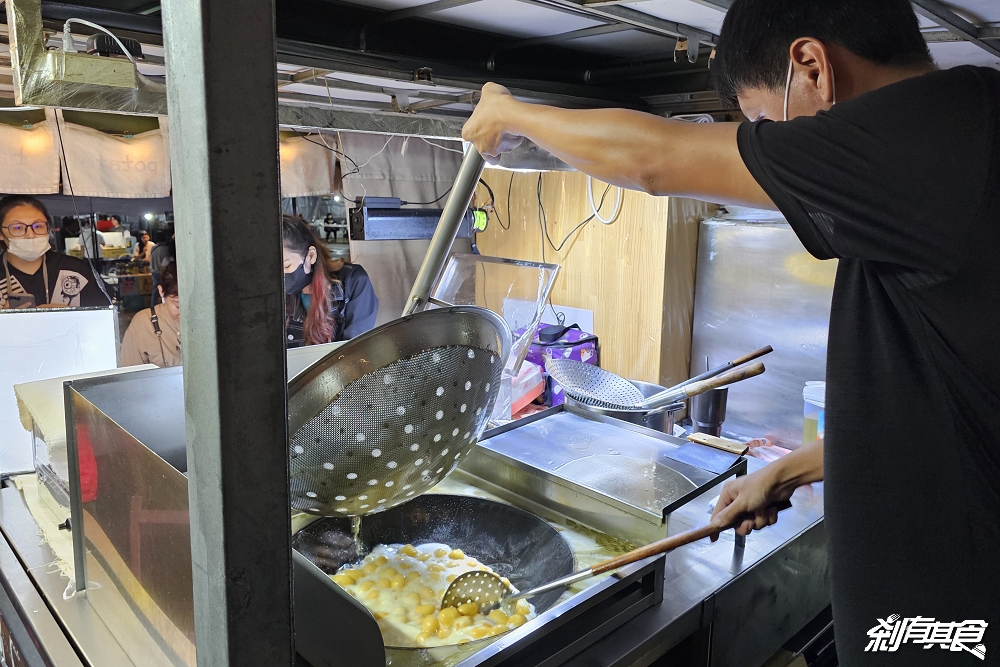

{"left": 472, "top": 209, "right": 488, "bottom": 232}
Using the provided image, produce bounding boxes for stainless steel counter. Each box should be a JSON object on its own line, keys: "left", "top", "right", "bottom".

{"left": 0, "top": 454, "right": 826, "bottom": 667}
{"left": 566, "top": 457, "right": 827, "bottom": 667}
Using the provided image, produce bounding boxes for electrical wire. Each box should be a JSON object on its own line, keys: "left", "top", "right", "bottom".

{"left": 587, "top": 175, "right": 622, "bottom": 225}
{"left": 476, "top": 178, "right": 509, "bottom": 230}
{"left": 54, "top": 112, "right": 114, "bottom": 304}
{"left": 420, "top": 138, "right": 464, "bottom": 154}
{"left": 402, "top": 186, "right": 453, "bottom": 206}
{"left": 537, "top": 173, "right": 611, "bottom": 253}
{"left": 62, "top": 19, "right": 137, "bottom": 65}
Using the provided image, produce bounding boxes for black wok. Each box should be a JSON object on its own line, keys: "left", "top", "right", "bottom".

{"left": 293, "top": 494, "right": 575, "bottom": 615}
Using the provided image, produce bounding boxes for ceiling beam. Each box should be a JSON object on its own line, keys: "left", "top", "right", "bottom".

{"left": 360, "top": 0, "right": 485, "bottom": 49}
{"left": 910, "top": 0, "right": 1000, "bottom": 57}
{"left": 521, "top": 0, "right": 717, "bottom": 54}
{"left": 924, "top": 27, "right": 1000, "bottom": 42}
{"left": 488, "top": 23, "right": 635, "bottom": 69}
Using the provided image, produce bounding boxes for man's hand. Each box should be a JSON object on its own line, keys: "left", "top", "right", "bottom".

{"left": 710, "top": 467, "right": 793, "bottom": 539}
{"left": 709, "top": 439, "right": 824, "bottom": 539}
{"left": 462, "top": 83, "right": 524, "bottom": 163}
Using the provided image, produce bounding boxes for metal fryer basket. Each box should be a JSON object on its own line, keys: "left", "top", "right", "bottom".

{"left": 287, "top": 307, "right": 511, "bottom": 517}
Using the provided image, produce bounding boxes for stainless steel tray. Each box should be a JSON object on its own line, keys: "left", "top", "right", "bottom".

{"left": 463, "top": 408, "right": 746, "bottom": 545}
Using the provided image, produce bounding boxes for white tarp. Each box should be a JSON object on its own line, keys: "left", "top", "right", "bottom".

{"left": 0, "top": 109, "right": 60, "bottom": 194}
{"left": 57, "top": 112, "right": 172, "bottom": 198}
{"left": 279, "top": 134, "right": 337, "bottom": 197}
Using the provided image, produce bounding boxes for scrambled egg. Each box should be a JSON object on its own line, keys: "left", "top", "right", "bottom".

{"left": 331, "top": 543, "right": 534, "bottom": 647}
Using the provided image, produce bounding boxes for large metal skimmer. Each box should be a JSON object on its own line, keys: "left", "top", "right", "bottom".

{"left": 547, "top": 359, "right": 766, "bottom": 411}
{"left": 442, "top": 500, "right": 793, "bottom": 613}
{"left": 287, "top": 306, "right": 511, "bottom": 517}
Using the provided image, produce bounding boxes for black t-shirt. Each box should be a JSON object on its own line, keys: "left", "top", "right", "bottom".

{"left": 739, "top": 66, "right": 999, "bottom": 666}
{"left": 0, "top": 250, "right": 111, "bottom": 308}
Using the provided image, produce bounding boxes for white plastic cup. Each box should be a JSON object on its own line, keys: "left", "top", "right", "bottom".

{"left": 802, "top": 381, "right": 825, "bottom": 445}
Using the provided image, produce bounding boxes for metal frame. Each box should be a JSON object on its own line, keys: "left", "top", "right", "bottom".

{"left": 911, "top": 0, "right": 1000, "bottom": 57}
{"left": 160, "top": 0, "right": 294, "bottom": 665}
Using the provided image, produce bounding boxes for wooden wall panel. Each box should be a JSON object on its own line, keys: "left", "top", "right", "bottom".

{"left": 476, "top": 168, "right": 714, "bottom": 386}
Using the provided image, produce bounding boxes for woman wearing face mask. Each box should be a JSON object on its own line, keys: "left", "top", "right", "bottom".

{"left": 282, "top": 215, "right": 378, "bottom": 347}
{"left": 121, "top": 261, "right": 181, "bottom": 367}
{"left": 0, "top": 195, "right": 111, "bottom": 309}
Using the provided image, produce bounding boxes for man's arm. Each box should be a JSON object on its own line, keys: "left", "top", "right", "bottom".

{"left": 462, "top": 83, "right": 775, "bottom": 209}
{"left": 709, "top": 439, "right": 824, "bottom": 536}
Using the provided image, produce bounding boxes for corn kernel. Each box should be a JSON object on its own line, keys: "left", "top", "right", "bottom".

{"left": 362, "top": 563, "right": 378, "bottom": 575}
{"left": 458, "top": 602, "right": 479, "bottom": 617}
{"left": 427, "top": 563, "right": 446, "bottom": 572}
{"left": 515, "top": 600, "right": 531, "bottom": 617}
{"left": 489, "top": 624, "right": 509, "bottom": 637}
{"left": 434, "top": 548, "right": 448, "bottom": 558}
{"left": 377, "top": 578, "right": 392, "bottom": 588}
{"left": 381, "top": 567, "right": 398, "bottom": 578}
{"left": 374, "top": 556, "right": 388, "bottom": 566}
{"left": 332, "top": 574, "right": 353, "bottom": 587}
{"left": 453, "top": 616, "right": 473, "bottom": 630}
{"left": 414, "top": 604, "right": 436, "bottom": 617}
{"left": 446, "top": 574, "right": 457, "bottom": 583}
{"left": 507, "top": 613, "right": 527, "bottom": 628}
{"left": 359, "top": 580, "right": 375, "bottom": 592}
{"left": 488, "top": 610, "right": 508, "bottom": 625}
{"left": 343, "top": 568, "right": 364, "bottom": 581}
{"left": 406, "top": 571, "right": 422, "bottom": 581}
{"left": 418, "top": 586, "right": 436, "bottom": 600}
{"left": 365, "top": 589, "right": 380, "bottom": 600}
{"left": 400, "top": 544, "right": 418, "bottom": 557}
{"left": 469, "top": 626, "right": 490, "bottom": 639}
{"left": 448, "top": 549, "right": 465, "bottom": 560}
{"left": 421, "top": 616, "right": 440, "bottom": 633}
{"left": 415, "top": 632, "right": 433, "bottom": 644}
{"left": 437, "top": 626, "right": 453, "bottom": 640}
{"left": 400, "top": 562, "right": 412, "bottom": 570}
{"left": 466, "top": 559, "right": 478, "bottom": 567}
{"left": 391, "top": 575, "right": 407, "bottom": 589}
{"left": 438, "top": 607, "right": 459, "bottom": 626}
{"left": 417, "top": 552, "right": 432, "bottom": 562}
{"left": 374, "top": 611, "right": 388, "bottom": 620}
{"left": 446, "top": 560, "right": 463, "bottom": 568}
{"left": 429, "top": 572, "right": 441, "bottom": 583}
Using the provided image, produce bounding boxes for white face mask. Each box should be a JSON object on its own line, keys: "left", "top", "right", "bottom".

{"left": 783, "top": 58, "right": 837, "bottom": 121}
{"left": 6, "top": 237, "right": 51, "bottom": 262}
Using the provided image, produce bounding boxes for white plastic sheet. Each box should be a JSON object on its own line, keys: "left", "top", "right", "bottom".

{"left": 0, "top": 307, "right": 118, "bottom": 474}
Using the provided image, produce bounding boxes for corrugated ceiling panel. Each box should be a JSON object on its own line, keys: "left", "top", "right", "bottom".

{"left": 620, "top": 0, "right": 725, "bottom": 34}
{"left": 567, "top": 30, "right": 673, "bottom": 57}
{"left": 433, "top": 0, "right": 601, "bottom": 38}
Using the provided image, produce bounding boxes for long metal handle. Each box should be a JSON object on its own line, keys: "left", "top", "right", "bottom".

{"left": 642, "top": 362, "right": 765, "bottom": 410}
{"left": 643, "top": 346, "right": 773, "bottom": 408}
{"left": 402, "top": 149, "right": 485, "bottom": 316}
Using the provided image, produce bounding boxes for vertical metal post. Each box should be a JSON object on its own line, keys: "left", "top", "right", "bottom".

{"left": 161, "top": 1, "right": 292, "bottom": 666}
{"left": 402, "top": 148, "right": 485, "bottom": 316}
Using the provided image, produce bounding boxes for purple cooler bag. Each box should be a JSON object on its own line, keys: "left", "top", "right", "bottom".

{"left": 526, "top": 324, "right": 599, "bottom": 406}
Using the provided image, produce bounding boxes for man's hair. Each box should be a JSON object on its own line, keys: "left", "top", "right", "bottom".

{"left": 713, "top": 0, "right": 932, "bottom": 108}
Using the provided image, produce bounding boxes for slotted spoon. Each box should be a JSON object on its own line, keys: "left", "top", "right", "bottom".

{"left": 547, "top": 359, "right": 766, "bottom": 411}
{"left": 441, "top": 500, "right": 793, "bottom": 614}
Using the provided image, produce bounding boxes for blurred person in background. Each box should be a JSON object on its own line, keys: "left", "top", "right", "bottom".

{"left": 0, "top": 195, "right": 110, "bottom": 309}
{"left": 281, "top": 214, "right": 378, "bottom": 346}
{"left": 133, "top": 231, "right": 155, "bottom": 262}
{"left": 121, "top": 261, "right": 181, "bottom": 367}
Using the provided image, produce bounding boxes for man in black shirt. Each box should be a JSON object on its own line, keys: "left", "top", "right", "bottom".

{"left": 462, "top": 0, "right": 998, "bottom": 664}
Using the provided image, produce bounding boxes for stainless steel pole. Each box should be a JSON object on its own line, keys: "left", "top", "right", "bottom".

{"left": 161, "top": 0, "right": 293, "bottom": 665}
{"left": 402, "top": 148, "right": 485, "bottom": 316}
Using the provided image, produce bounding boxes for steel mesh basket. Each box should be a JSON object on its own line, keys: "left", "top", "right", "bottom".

{"left": 288, "top": 307, "right": 511, "bottom": 517}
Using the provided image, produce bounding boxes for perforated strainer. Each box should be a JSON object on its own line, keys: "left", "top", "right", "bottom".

{"left": 287, "top": 306, "right": 511, "bottom": 517}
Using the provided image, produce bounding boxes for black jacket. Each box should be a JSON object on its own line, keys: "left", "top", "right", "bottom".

{"left": 284, "top": 263, "right": 378, "bottom": 346}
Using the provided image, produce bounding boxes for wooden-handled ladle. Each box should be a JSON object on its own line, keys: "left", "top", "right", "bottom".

{"left": 441, "top": 500, "right": 792, "bottom": 614}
